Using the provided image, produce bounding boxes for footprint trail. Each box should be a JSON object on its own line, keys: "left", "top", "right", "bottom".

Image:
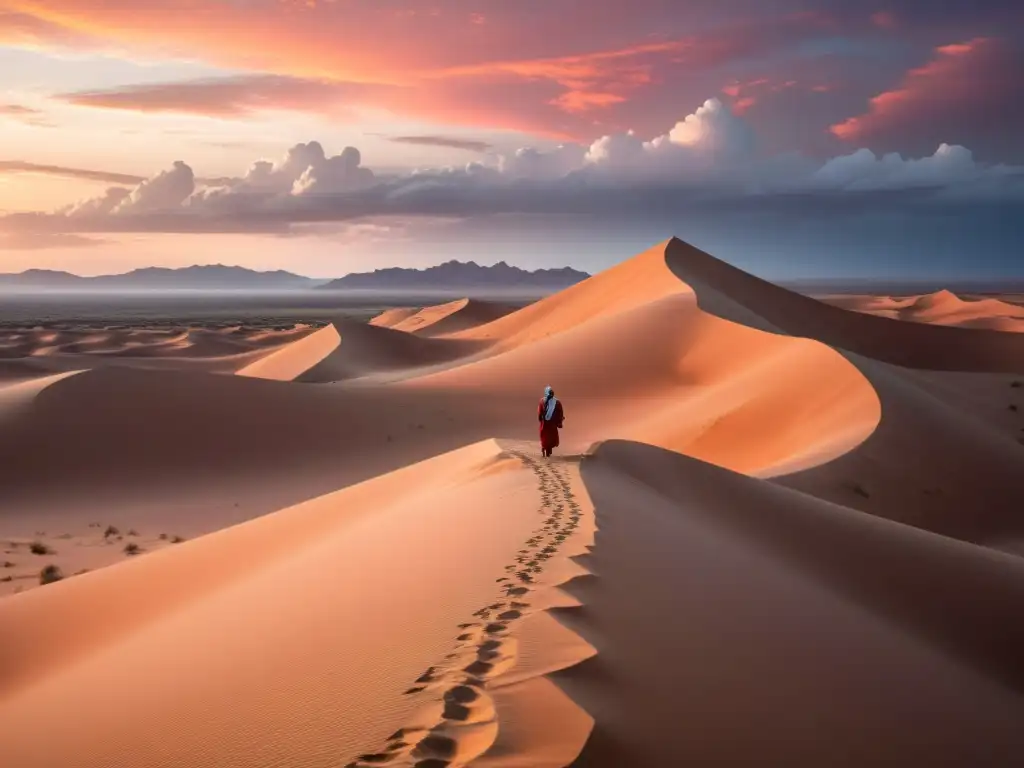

{"left": 345, "top": 449, "right": 585, "bottom": 768}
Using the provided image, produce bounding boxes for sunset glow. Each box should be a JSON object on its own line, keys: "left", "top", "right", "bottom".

{"left": 1, "top": 1, "right": 1022, "bottom": 277}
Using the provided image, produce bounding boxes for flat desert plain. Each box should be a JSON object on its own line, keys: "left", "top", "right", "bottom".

{"left": 2, "top": 238, "right": 1024, "bottom": 767}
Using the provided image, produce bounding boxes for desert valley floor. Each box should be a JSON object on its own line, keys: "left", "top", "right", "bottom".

{"left": 2, "top": 238, "right": 1024, "bottom": 767}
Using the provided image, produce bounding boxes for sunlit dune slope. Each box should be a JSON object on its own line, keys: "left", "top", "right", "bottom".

{"left": 412, "top": 241, "right": 882, "bottom": 478}
{"left": 387, "top": 298, "right": 519, "bottom": 337}
{"left": 369, "top": 306, "right": 420, "bottom": 328}
{"left": 296, "top": 317, "right": 486, "bottom": 382}
{"left": 237, "top": 323, "right": 341, "bottom": 380}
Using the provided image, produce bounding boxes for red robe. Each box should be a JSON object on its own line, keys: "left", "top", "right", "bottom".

{"left": 538, "top": 397, "right": 564, "bottom": 451}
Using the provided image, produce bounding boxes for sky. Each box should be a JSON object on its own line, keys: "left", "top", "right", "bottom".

{"left": 0, "top": 0, "right": 1022, "bottom": 280}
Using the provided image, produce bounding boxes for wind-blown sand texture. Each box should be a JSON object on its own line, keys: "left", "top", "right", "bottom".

{"left": 2, "top": 238, "right": 1023, "bottom": 767}
{"left": 821, "top": 290, "right": 1024, "bottom": 332}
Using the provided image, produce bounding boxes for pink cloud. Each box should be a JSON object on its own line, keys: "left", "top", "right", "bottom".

{"left": 733, "top": 97, "right": 757, "bottom": 114}
{"left": 829, "top": 37, "right": 1023, "bottom": 152}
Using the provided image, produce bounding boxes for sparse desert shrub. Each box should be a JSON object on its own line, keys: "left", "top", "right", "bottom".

{"left": 170, "top": 535, "right": 185, "bottom": 544}
{"left": 158, "top": 533, "right": 168, "bottom": 540}
{"left": 124, "top": 542, "right": 142, "bottom": 556}
{"left": 104, "top": 525, "right": 120, "bottom": 539}
{"left": 2, "top": 560, "right": 13, "bottom": 568}
{"left": 127, "top": 529, "right": 139, "bottom": 536}
{"left": 39, "top": 564, "right": 63, "bottom": 585}
{"left": 29, "top": 541, "right": 50, "bottom": 555}
{"left": 1, "top": 575, "right": 11, "bottom": 583}
{"left": 851, "top": 483, "right": 871, "bottom": 499}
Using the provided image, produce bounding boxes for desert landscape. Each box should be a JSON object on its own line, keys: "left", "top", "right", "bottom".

{"left": 2, "top": 237, "right": 1023, "bottom": 766}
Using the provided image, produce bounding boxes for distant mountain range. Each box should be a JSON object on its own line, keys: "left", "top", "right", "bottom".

{"left": 0, "top": 260, "right": 590, "bottom": 292}
{"left": 0, "top": 265, "right": 321, "bottom": 290}
{"left": 318, "top": 260, "right": 590, "bottom": 291}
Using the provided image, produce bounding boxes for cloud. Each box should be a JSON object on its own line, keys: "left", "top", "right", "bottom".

{"left": 808, "top": 143, "right": 1021, "bottom": 192}
{"left": 3, "top": 95, "right": 1021, "bottom": 243}
{"left": 117, "top": 161, "right": 196, "bottom": 213}
{"left": 0, "top": 10, "right": 97, "bottom": 49}
{"left": 58, "top": 75, "right": 382, "bottom": 118}
{"left": 0, "top": 232, "right": 102, "bottom": 250}
{"left": 0, "top": 104, "right": 40, "bottom": 117}
{"left": 830, "top": 37, "right": 1024, "bottom": 160}
{"left": 0, "top": 160, "right": 145, "bottom": 185}
{"left": 64, "top": 186, "right": 131, "bottom": 217}
{"left": 499, "top": 145, "right": 588, "bottom": 180}
{"left": 0, "top": 104, "right": 55, "bottom": 127}
{"left": 292, "top": 146, "right": 375, "bottom": 194}
{"left": 386, "top": 135, "right": 493, "bottom": 153}
{"left": 15, "top": 6, "right": 847, "bottom": 141}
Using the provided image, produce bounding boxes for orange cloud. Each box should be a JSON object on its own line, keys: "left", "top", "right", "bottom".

{"left": 551, "top": 91, "right": 627, "bottom": 113}
{"left": 431, "top": 40, "right": 686, "bottom": 116}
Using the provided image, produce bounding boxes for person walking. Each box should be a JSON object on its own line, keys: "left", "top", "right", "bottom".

{"left": 538, "top": 386, "right": 564, "bottom": 457}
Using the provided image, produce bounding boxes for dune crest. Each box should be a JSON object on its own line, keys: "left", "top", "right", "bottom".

{"left": 372, "top": 298, "right": 519, "bottom": 338}
{"left": 236, "top": 323, "right": 341, "bottom": 381}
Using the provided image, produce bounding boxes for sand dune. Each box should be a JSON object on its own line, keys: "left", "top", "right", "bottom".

{"left": 369, "top": 305, "right": 420, "bottom": 328}
{"left": 369, "top": 299, "right": 518, "bottom": 337}
{"left": 823, "top": 290, "right": 1024, "bottom": 332}
{"left": 3, "top": 237, "right": 1024, "bottom": 766}
{"left": 567, "top": 440, "right": 1024, "bottom": 766}
{"left": 385, "top": 298, "right": 519, "bottom": 337}
{"left": 239, "top": 317, "right": 486, "bottom": 383}
{"left": 0, "top": 323, "right": 321, "bottom": 378}
{"left": 659, "top": 243, "right": 1024, "bottom": 371}
{"left": 236, "top": 322, "right": 342, "bottom": 380}
{"left": 295, "top": 318, "right": 486, "bottom": 382}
